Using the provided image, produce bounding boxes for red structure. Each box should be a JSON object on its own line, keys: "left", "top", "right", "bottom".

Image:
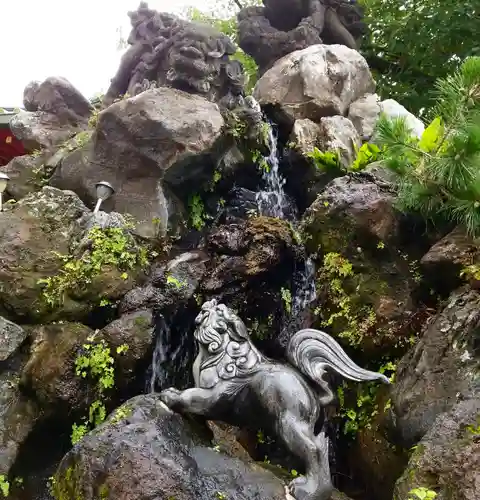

{"left": 0, "top": 109, "right": 26, "bottom": 166}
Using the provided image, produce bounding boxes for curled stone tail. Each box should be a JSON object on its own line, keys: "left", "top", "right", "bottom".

{"left": 286, "top": 328, "right": 390, "bottom": 385}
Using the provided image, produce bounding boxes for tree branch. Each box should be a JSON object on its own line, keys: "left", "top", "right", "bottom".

{"left": 233, "top": 0, "right": 244, "bottom": 9}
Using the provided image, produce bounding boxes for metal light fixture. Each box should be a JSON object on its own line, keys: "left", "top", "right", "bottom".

{"left": 93, "top": 181, "right": 115, "bottom": 214}
{"left": 0, "top": 173, "right": 10, "bottom": 212}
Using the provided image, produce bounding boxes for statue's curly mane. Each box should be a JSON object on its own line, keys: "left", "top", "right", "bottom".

{"left": 194, "top": 300, "right": 267, "bottom": 385}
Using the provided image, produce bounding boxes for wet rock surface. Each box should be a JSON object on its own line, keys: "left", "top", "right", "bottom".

{"left": 53, "top": 394, "right": 289, "bottom": 500}
{"left": 394, "top": 396, "right": 480, "bottom": 500}
{"left": 389, "top": 287, "right": 480, "bottom": 448}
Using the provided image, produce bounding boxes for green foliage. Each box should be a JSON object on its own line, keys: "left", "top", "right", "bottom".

{"left": 306, "top": 148, "right": 341, "bottom": 172}
{"left": 188, "top": 194, "right": 209, "bottom": 231}
{"left": 306, "top": 142, "right": 381, "bottom": 173}
{"left": 350, "top": 143, "right": 382, "bottom": 171}
{"left": 71, "top": 334, "right": 128, "bottom": 445}
{"left": 0, "top": 476, "right": 9, "bottom": 497}
{"left": 166, "top": 275, "right": 186, "bottom": 289}
{"left": 408, "top": 487, "right": 437, "bottom": 500}
{"left": 337, "top": 361, "right": 396, "bottom": 436}
{"left": 316, "top": 253, "right": 377, "bottom": 347}
{"left": 465, "top": 414, "right": 480, "bottom": 436}
{"left": 361, "top": 0, "right": 479, "bottom": 114}
{"left": 460, "top": 264, "right": 480, "bottom": 281}
{"left": 38, "top": 225, "right": 148, "bottom": 308}
{"left": 376, "top": 57, "right": 480, "bottom": 236}
{"left": 185, "top": 0, "right": 261, "bottom": 93}
{"left": 280, "top": 287, "right": 292, "bottom": 315}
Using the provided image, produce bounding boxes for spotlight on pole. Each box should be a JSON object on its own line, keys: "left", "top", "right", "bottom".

{"left": 93, "top": 181, "right": 115, "bottom": 214}
{"left": 0, "top": 173, "right": 10, "bottom": 212}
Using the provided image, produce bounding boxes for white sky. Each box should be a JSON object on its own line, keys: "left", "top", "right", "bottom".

{"left": 0, "top": 0, "right": 217, "bottom": 107}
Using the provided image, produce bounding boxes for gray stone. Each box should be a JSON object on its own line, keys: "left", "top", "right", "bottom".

{"left": 22, "top": 76, "right": 92, "bottom": 123}
{"left": 0, "top": 316, "right": 27, "bottom": 362}
{"left": 53, "top": 394, "right": 289, "bottom": 500}
{"left": 348, "top": 93, "right": 381, "bottom": 140}
{"left": 50, "top": 87, "right": 225, "bottom": 239}
{"left": 318, "top": 116, "right": 361, "bottom": 168}
{"left": 390, "top": 287, "right": 480, "bottom": 448}
{"left": 253, "top": 44, "right": 375, "bottom": 125}
{"left": 11, "top": 77, "right": 91, "bottom": 151}
{"left": 0, "top": 154, "right": 44, "bottom": 201}
{"left": 394, "top": 396, "right": 480, "bottom": 500}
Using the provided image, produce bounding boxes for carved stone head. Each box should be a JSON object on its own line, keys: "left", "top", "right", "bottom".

{"left": 103, "top": 3, "right": 246, "bottom": 109}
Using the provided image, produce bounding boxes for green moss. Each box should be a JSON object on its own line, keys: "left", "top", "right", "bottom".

{"left": 52, "top": 463, "right": 84, "bottom": 500}
{"left": 98, "top": 483, "right": 109, "bottom": 499}
{"left": 133, "top": 315, "right": 151, "bottom": 329}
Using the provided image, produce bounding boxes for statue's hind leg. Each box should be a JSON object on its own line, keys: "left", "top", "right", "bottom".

{"left": 277, "top": 412, "right": 333, "bottom": 500}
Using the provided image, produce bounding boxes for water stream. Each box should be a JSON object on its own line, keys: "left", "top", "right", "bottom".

{"left": 255, "top": 125, "right": 288, "bottom": 219}
{"left": 255, "top": 120, "right": 317, "bottom": 314}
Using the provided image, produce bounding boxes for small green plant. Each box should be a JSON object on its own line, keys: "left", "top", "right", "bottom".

{"left": 71, "top": 334, "right": 128, "bottom": 445}
{"left": 460, "top": 264, "right": 480, "bottom": 281}
{"left": 166, "top": 275, "right": 185, "bottom": 289}
{"left": 350, "top": 142, "right": 382, "bottom": 171}
{"left": 216, "top": 492, "right": 227, "bottom": 500}
{"left": 110, "top": 404, "right": 133, "bottom": 425}
{"left": 188, "top": 194, "right": 208, "bottom": 231}
{"left": 38, "top": 225, "right": 147, "bottom": 308}
{"left": 337, "top": 361, "right": 397, "bottom": 436}
{"left": 408, "top": 487, "right": 437, "bottom": 500}
{"left": 306, "top": 148, "right": 341, "bottom": 171}
{"left": 0, "top": 476, "right": 9, "bottom": 497}
{"left": 465, "top": 414, "right": 480, "bottom": 436}
{"left": 315, "top": 253, "right": 376, "bottom": 347}
{"left": 281, "top": 287, "right": 292, "bottom": 315}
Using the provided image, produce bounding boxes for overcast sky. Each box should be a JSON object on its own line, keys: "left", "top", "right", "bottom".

{"left": 0, "top": 0, "right": 217, "bottom": 107}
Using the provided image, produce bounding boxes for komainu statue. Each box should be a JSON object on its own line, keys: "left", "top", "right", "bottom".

{"left": 237, "top": 0, "right": 367, "bottom": 73}
{"left": 160, "top": 299, "right": 389, "bottom": 500}
{"left": 103, "top": 2, "right": 246, "bottom": 108}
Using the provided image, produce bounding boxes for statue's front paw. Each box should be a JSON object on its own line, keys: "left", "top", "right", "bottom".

{"left": 159, "top": 387, "right": 181, "bottom": 408}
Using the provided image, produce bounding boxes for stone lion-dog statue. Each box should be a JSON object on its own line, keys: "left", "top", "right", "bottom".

{"left": 160, "top": 299, "right": 389, "bottom": 500}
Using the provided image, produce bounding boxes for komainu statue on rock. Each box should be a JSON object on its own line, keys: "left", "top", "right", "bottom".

{"left": 160, "top": 299, "right": 389, "bottom": 500}
{"left": 237, "top": 0, "right": 366, "bottom": 73}
{"left": 103, "top": 2, "right": 246, "bottom": 108}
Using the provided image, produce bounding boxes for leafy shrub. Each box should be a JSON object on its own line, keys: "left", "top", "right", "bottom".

{"left": 376, "top": 56, "right": 480, "bottom": 235}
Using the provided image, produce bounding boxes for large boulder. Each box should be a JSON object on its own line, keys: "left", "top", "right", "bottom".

{"left": 22, "top": 77, "right": 92, "bottom": 122}
{"left": 0, "top": 154, "right": 45, "bottom": 201}
{"left": 53, "top": 394, "right": 289, "bottom": 500}
{"left": 0, "top": 187, "right": 88, "bottom": 321}
{"left": 389, "top": 287, "right": 480, "bottom": 448}
{"left": 50, "top": 87, "right": 225, "bottom": 238}
{"left": 253, "top": 44, "right": 375, "bottom": 126}
{"left": 394, "top": 396, "right": 480, "bottom": 500}
{"left": 10, "top": 77, "right": 91, "bottom": 151}
{"left": 21, "top": 323, "right": 94, "bottom": 413}
{"left": 420, "top": 226, "right": 480, "bottom": 295}
{"left": 237, "top": 1, "right": 366, "bottom": 73}
{"left": 0, "top": 187, "right": 143, "bottom": 322}
{"left": 301, "top": 173, "right": 419, "bottom": 354}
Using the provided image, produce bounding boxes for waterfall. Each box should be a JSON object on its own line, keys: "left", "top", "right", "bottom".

{"left": 148, "top": 313, "right": 192, "bottom": 392}
{"left": 292, "top": 257, "right": 317, "bottom": 316}
{"left": 253, "top": 121, "right": 316, "bottom": 314}
{"left": 255, "top": 125, "right": 288, "bottom": 219}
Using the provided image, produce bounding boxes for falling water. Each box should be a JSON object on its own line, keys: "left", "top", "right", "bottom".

{"left": 255, "top": 125, "right": 288, "bottom": 218}
{"left": 148, "top": 314, "right": 190, "bottom": 392}
{"left": 292, "top": 257, "right": 317, "bottom": 316}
